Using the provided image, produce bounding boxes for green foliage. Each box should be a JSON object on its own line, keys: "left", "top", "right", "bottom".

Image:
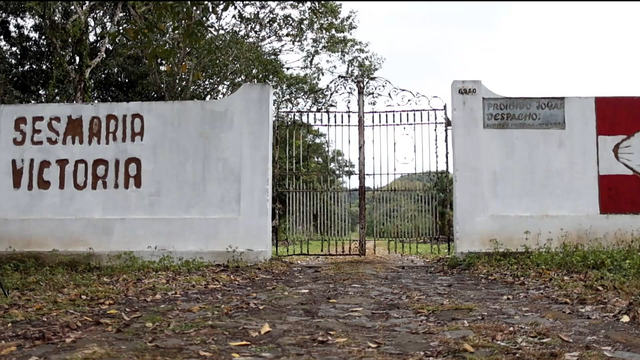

{"left": 273, "top": 116, "right": 356, "bottom": 241}
{"left": 274, "top": 161, "right": 453, "bottom": 245}
{"left": 0, "top": 250, "right": 244, "bottom": 296}
{"left": 0, "top": 250, "right": 289, "bottom": 307}
{"left": 0, "top": 1, "right": 382, "bottom": 106}
{"left": 274, "top": 117, "right": 356, "bottom": 187}
{"left": 365, "top": 171, "right": 453, "bottom": 238}
{"left": 0, "top": 251, "right": 210, "bottom": 277}
{"left": 0, "top": 1, "right": 126, "bottom": 103}
{"left": 447, "top": 238, "right": 640, "bottom": 287}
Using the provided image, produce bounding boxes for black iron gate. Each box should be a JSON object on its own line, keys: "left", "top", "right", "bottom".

{"left": 273, "top": 77, "right": 452, "bottom": 256}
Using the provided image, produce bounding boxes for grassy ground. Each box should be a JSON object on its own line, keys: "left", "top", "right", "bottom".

{"left": 445, "top": 240, "right": 640, "bottom": 299}
{"left": 273, "top": 240, "right": 452, "bottom": 256}
{"left": 0, "top": 252, "right": 226, "bottom": 304}
{"left": 273, "top": 239, "right": 453, "bottom": 257}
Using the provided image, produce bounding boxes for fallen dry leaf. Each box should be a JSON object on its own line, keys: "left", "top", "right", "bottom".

{"left": 76, "top": 344, "right": 107, "bottom": 357}
{"left": 328, "top": 300, "right": 337, "bottom": 303}
{"left": 559, "top": 334, "right": 573, "bottom": 343}
{"left": 367, "top": 341, "right": 379, "bottom": 348}
{"left": 0, "top": 346, "right": 17, "bottom": 355}
{"left": 621, "top": 315, "right": 631, "bottom": 323}
{"left": 231, "top": 354, "right": 240, "bottom": 358}
{"left": 198, "top": 350, "right": 213, "bottom": 357}
{"left": 610, "top": 298, "right": 629, "bottom": 307}
{"left": 228, "top": 341, "right": 251, "bottom": 346}
{"left": 248, "top": 330, "right": 259, "bottom": 337}
{"left": 260, "top": 323, "right": 271, "bottom": 335}
{"left": 106, "top": 309, "right": 119, "bottom": 315}
{"left": 0, "top": 342, "right": 20, "bottom": 351}
{"left": 462, "top": 343, "right": 475, "bottom": 353}
{"left": 335, "top": 338, "right": 348, "bottom": 343}
{"left": 565, "top": 352, "right": 580, "bottom": 360}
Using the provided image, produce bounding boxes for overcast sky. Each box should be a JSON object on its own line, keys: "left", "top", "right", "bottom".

{"left": 341, "top": 1, "right": 640, "bottom": 108}
{"left": 314, "top": 1, "right": 640, "bottom": 187}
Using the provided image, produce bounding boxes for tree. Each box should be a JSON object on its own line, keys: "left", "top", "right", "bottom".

{"left": 365, "top": 172, "right": 453, "bottom": 241}
{"left": 0, "top": 1, "right": 383, "bottom": 107}
{"left": 272, "top": 113, "right": 357, "bottom": 245}
{"left": 0, "top": 1, "right": 126, "bottom": 103}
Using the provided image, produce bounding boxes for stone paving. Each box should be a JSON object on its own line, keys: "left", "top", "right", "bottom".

{"left": 2, "top": 256, "right": 640, "bottom": 359}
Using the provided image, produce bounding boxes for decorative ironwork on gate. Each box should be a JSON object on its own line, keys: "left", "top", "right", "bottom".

{"left": 273, "top": 77, "right": 452, "bottom": 257}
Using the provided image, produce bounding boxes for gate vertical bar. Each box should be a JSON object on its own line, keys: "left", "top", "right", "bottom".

{"left": 445, "top": 104, "right": 452, "bottom": 254}
{"left": 357, "top": 78, "right": 366, "bottom": 256}
{"left": 273, "top": 118, "right": 280, "bottom": 256}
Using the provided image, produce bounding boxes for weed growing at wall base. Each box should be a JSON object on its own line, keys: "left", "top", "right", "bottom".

{"left": 447, "top": 238, "right": 640, "bottom": 294}
{"left": 0, "top": 250, "right": 263, "bottom": 299}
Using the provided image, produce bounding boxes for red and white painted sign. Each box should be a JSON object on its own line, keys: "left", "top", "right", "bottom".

{"left": 597, "top": 97, "right": 640, "bottom": 214}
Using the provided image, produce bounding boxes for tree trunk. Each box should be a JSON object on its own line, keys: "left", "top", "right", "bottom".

{"left": 74, "top": 74, "right": 85, "bottom": 103}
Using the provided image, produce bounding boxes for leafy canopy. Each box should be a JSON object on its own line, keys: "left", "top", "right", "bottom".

{"left": 0, "top": 1, "right": 384, "bottom": 108}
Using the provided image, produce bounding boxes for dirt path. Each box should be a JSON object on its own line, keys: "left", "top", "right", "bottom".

{"left": 2, "top": 255, "right": 640, "bottom": 359}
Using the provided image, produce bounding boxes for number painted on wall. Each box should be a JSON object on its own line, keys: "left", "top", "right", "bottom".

{"left": 458, "top": 87, "right": 477, "bottom": 95}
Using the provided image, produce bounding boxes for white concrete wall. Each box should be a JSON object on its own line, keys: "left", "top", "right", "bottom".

{"left": 451, "top": 80, "right": 640, "bottom": 253}
{"left": 0, "top": 84, "right": 273, "bottom": 263}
